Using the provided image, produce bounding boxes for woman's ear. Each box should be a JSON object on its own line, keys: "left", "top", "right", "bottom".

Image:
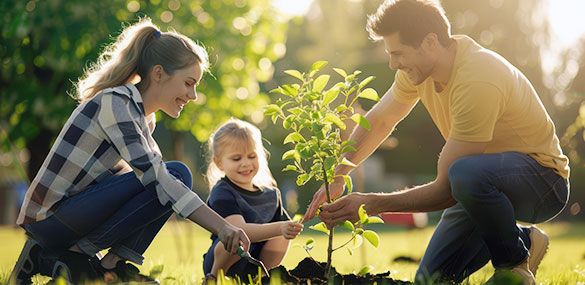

{"left": 150, "top": 65, "right": 164, "bottom": 83}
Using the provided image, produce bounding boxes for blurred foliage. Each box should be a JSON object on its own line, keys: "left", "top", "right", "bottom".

{"left": 0, "top": 0, "right": 287, "bottom": 179}
{"left": 267, "top": 0, "right": 584, "bottom": 219}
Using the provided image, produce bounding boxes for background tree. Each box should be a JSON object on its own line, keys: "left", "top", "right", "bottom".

{"left": 0, "top": 0, "right": 287, "bottom": 185}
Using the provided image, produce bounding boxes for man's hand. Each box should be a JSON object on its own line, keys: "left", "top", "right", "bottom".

{"left": 319, "top": 192, "right": 372, "bottom": 228}
{"left": 217, "top": 223, "right": 250, "bottom": 255}
{"left": 302, "top": 178, "right": 345, "bottom": 222}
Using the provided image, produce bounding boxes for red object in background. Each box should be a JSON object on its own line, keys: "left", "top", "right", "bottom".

{"left": 379, "top": 212, "right": 428, "bottom": 228}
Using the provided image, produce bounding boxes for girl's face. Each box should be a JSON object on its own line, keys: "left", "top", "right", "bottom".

{"left": 157, "top": 63, "right": 203, "bottom": 118}
{"left": 214, "top": 138, "right": 259, "bottom": 191}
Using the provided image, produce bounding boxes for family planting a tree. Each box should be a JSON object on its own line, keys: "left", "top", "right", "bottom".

{"left": 8, "top": 0, "right": 570, "bottom": 284}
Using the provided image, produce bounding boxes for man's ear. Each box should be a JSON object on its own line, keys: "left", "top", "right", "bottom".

{"left": 422, "top": 33, "right": 439, "bottom": 50}
{"left": 150, "top": 65, "right": 164, "bottom": 83}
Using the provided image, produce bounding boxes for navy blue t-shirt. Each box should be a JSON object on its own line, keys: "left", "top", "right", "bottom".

{"left": 203, "top": 177, "right": 291, "bottom": 276}
{"left": 207, "top": 177, "right": 290, "bottom": 240}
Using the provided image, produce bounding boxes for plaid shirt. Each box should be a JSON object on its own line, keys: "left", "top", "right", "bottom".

{"left": 17, "top": 84, "right": 204, "bottom": 225}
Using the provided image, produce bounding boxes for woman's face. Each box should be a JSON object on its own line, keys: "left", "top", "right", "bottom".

{"left": 157, "top": 63, "right": 203, "bottom": 118}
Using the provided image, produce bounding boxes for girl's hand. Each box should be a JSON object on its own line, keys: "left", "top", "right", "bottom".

{"left": 281, "top": 221, "right": 303, "bottom": 239}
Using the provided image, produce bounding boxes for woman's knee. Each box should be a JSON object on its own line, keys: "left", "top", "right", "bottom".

{"left": 165, "top": 161, "right": 193, "bottom": 189}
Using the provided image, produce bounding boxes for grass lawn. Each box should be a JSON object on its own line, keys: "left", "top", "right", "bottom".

{"left": 1, "top": 221, "right": 584, "bottom": 284}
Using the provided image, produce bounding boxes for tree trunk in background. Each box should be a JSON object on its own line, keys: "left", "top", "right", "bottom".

{"left": 25, "top": 128, "right": 53, "bottom": 182}
{"left": 171, "top": 131, "right": 184, "bottom": 161}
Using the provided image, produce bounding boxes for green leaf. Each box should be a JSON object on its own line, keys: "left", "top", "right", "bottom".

{"left": 310, "top": 60, "right": 328, "bottom": 75}
{"left": 324, "top": 156, "right": 336, "bottom": 171}
{"left": 365, "top": 216, "right": 384, "bottom": 224}
{"left": 324, "top": 113, "right": 346, "bottom": 130}
{"left": 358, "top": 204, "right": 368, "bottom": 224}
{"left": 340, "top": 157, "right": 356, "bottom": 167}
{"left": 281, "top": 84, "right": 300, "bottom": 97}
{"left": 342, "top": 220, "right": 355, "bottom": 231}
{"left": 293, "top": 214, "right": 303, "bottom": 222}
{"left": 335, "top": 104, "right": 348, "bottom": 113}
{"left": 284, "top": 132, "right": 304, "bottom": 144}
{"left": 149, "top": 264, "right": 164, "bottom": 278}
{"left": 284, "top": 69, "right": 304, "bottom": 81}
{"left": 358, "top": 88, "right": 380, "bottom": 102}
{"left": 323, "top": 88, "right": 340, "bottom": 107}
{"left": 296, "top": 173, "right": 311, "bottom": 186}
{"left": 305, "top": 238, "right": 315, "bottom": 250}
{"left": 358, "top": 265, "right": 374, "bottom": 276}
{"left": 312, "top": 74, "right": 330, "bottom": 93}
{"left": 283, "top": 164, "right": 298, "bottom": 172}
{"left": 347, "top": 248, "right": 354, "bottom": 256}
{"left": 333, "top": 68, "right": 348, "bottom": 78}
{"left": 342, "top": 175, "right": 353, "bottom": 194}
{"left": 282, "top": 149, "right": 300, "bottom": 162}
{"left": 288, "top": 107, "right": 304, "bottom": 116}
{"left": 264, "top": 104, "right": 281, "bottom": 117}
{"left": 309, "top": 222, "right": 330, "bottom": 235}
{"left": 363, "top": 230, "right": 380, "bottom": 247}
{"left": 351, "top": 114, "right": 371, "bottom": 131}
{"left": 359, "top": 76, "right": 375, "bottom": 88}
{"left": 352, "top": 234, "right": 363, "bottom": 248}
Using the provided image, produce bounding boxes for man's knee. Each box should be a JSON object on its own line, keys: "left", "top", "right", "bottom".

{"left": 448, "top": 156, "right": 487, "bottom": 202}
{"left": 165, "top": 161, "right": 193, "bottom": 189}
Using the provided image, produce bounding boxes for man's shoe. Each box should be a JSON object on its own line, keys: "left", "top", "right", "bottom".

{"left": 527, "top": 225, "right": 549, "bottom": 276}
{"left": 8, "top": 239, "right": 42, "bottom": 285}
{"left": 487, "top": 260, "right": 535, "bottom": 285}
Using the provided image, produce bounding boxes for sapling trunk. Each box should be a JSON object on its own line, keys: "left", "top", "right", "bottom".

{"left": 322, "top": 162, "right": 334, "bottom": 276}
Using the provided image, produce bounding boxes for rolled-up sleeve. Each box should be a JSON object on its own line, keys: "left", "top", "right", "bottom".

{"left": 97, "top": 93, "right": 203, "bottom": 218}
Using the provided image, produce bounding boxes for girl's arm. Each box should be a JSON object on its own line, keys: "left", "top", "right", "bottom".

{"left": 225, "top": 215, "right": 303, "bottom": 242}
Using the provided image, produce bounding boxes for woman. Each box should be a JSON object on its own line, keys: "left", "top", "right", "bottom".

{"left": 9, "top": 18, "right": 249, "bottom": 284}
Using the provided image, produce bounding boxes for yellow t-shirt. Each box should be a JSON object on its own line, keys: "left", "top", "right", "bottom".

{"left": 392, "top": 35, "right": 570, "bottom": 178}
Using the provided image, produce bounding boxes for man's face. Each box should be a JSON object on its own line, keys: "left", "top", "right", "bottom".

{"left": 383, "top": 33, "right": 435, "bottom": 85}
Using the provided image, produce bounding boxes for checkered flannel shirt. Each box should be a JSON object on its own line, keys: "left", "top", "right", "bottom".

{"left": 17, "top": 84, "right": 204, "bottom": 225}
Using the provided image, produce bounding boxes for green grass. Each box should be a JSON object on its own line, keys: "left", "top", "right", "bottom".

{"left": 1, "top": 222, "right": 584, "bottom": 284}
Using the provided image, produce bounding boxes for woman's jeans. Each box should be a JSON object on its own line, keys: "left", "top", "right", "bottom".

{"left": 415, "top": 152, "right": 569, "bottom": 283}
{"left": 23, "top": 161, "right": 192, "bottom": 265}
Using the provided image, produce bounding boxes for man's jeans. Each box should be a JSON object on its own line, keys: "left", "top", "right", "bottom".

{"left": 23, "top": 161, "right": 192, "bottom": 265}
{"left": 416, "top": 152, "right": 569, "bottom": 283}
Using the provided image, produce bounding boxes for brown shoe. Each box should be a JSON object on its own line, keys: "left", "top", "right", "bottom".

{"left": 527, "top": 225, "right": 549, "bottom": 276}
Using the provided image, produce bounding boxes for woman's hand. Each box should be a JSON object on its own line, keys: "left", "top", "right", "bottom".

{"left": 217, "top": 223, "right": 250, "bottom": 254}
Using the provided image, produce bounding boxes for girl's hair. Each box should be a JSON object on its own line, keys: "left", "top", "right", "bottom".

{"left": 74, "top": 17, "right": 209, "bottom": 103}
{"left": 206, "top": 119, "right": 277, "bottom": 190}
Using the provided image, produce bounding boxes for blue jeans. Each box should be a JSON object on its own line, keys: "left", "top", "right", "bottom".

{"left": 23, "top": 161, "right": 192, "bottom": 265}
{"left": 416, "top": 152, "right": 569, "bottom": 283}
{"left": 203, "top": 239, "right": 266, "bottom": 277}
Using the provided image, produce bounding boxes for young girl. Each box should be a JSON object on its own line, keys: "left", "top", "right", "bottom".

{"left": 9, "top": 18, "right": 249, "bottom": 284}
{"left": 203, "top": 119, "right": 303, "bottom": 279}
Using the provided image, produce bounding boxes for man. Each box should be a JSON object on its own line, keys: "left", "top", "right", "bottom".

{"left": 303, "top": 0, "right": 570, "bottom": 284}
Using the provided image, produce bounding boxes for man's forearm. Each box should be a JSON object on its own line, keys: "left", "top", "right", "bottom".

{"left": 368, "top": 180, "right": 456, "bottom": 214}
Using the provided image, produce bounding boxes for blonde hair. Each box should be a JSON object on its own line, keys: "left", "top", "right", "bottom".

{"left": 206, "top": 119, "right": 277, "bottom": 190}
{"left": 74, "top": 17, "right": 209, "bottom": 103}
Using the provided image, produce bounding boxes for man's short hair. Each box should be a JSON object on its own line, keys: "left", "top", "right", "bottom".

{"left": 366, "top": 0, "right": 451, "bottom": 47}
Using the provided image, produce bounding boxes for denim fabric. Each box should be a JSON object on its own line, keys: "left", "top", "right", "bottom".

{"left": 416, "top": 152, "right": 569, "bottom": 283}
{"left": 24, "top": 161, "right": 192, "bottom": 265}
{"left": 203, "top": 239, "right": 267, "bottom": 277}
